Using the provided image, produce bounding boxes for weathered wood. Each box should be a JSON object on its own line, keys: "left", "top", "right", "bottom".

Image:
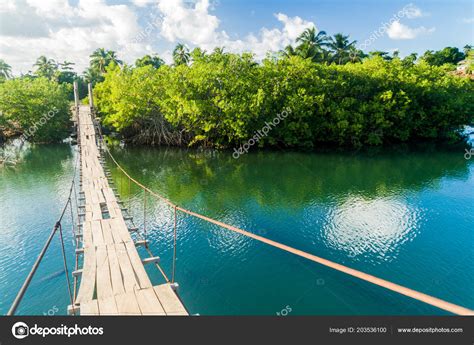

{"left": 90, "top": 220, "right": 104, "bottom": 245}
{"left": 115, "top": 291, "right": 141, "bottom": 315}
{"left": 95, "top": 246, "right": 113, "bottom": 299}
{"left": 135, "top": 288, "right": 166, "bottom": 315}
{"left": 75, "top": 246, "right": 96, "bottom": 304}
{"left": 106, "top": 244, "right": 125, "bottom": 295}
{"left": 114, "top": 243, "right": 140, "bottom": 292}
{"left": 124, "top": 240, "right": 152, "bottom": 289}
{"left": 153, "top": 284, "right": 188, "bottom": 315}
{"left": 76, "top": 105, "right": 187, "bottom": 316}
{"left": 97, "top": 296, "right": 119, "bottom": 315}
{"left": 80, "top": 300, "right": 99, "bottom": 315}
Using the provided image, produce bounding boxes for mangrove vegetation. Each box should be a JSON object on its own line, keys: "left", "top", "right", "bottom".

{"left": 0, "top": 29, "right": 473, "bottom": 148}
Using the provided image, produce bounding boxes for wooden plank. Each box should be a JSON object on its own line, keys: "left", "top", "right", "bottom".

{"left": 82, "top": 221, "right": 93, "bottom": 247}
{"left": 80, "top": 300, "right": 99, "bottom": 315}
{"left": 101, "top": 219, "right": 115, "bottom": 245}
{"left": 153, "top": 284, "right": 188, "bottom": 315}
{"left": 106, "top": 244, "right": 125, "bottom": 295}
{"left": 107, "top": 203, "right": 117, "bottom": 218}
{"left": 107, "top": 219, "right": 123, "bottom": 244}
{"left": 95, "top": 246, "right": 113, "bottom": 299}
{"left": 115, "top": 291, "right": 141, "bottom": 315}
{"left": 76, "top": 246, "right": 97, "bottom": 304}
{"left": 115, "top": 218, "right": 133, "bottom": 244}
{"left": 114, "top": 243, "right": 140, "bottom": 292}
{"left": 135, "top": 288, "right": 165, "bottom": 315}
{"left": 91, "top": 220, "right": 104, "bottom": 246}
{"left": 97, "top": 295, "right": 118, "bottom": 315}
{"left": 124, "top": 240, "right": 152, "bottom": 289}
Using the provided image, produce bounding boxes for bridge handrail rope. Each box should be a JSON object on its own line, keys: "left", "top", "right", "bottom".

{"left": 99, "top": 127, "right": 473, "bottom": 316}
{"left": 7, "top": 149, "right": 80, "bottom": 316}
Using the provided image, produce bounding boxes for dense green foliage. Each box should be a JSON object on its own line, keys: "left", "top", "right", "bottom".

{"left": 94, "top": 52, "right": 474, "bottom": 148}
{"left": 420, "top": 47, "right": 465, "bottom": 67}
{"left": 0, "top": 27, "right": 471, "bottom": 149}
{"left": 0, "top": 78, "right": 71, "bottom": 142}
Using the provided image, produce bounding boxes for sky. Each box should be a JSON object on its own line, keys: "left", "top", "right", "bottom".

{"left": 0, "top": 0, "right": 473, "bottom": 75}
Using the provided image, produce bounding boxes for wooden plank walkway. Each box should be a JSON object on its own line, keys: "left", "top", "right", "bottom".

{"left": 73, "top": 105, "right": 187, "bottom": 316}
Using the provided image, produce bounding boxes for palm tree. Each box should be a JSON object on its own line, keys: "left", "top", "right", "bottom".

{"left": 281, "top": 44, "right": 297, "bottom": 58}
{"left": 328, "top": 33, "right": 356, "bottom": 65}
{"left": 83, "top": 67, "right": 102, "bottom": 84}
{"left": 0, "top": 59, "right": 12, "bottom": 79}
{"left": 173, "top": 43, "right": 190, "bottom": 66}
{"left": 369, "top": 51, "right": 392, "bottom": 61}
{"left": 90, "top": 48, "right": 108, "bottom": 73}
{"left": 296, "top": 27, "right": 328, "bottom": 49}
{"left": 34, "top": 56, "right": 58, "bottom": 79}
{"left": 59, "top": 60, "right": 75, "bottom": 71}
{"left": 106, "top": 51, "right": 123, "bottom": 66}
{"left": 348, "top": 46, "right": 365, "bottom": 63}
{"left": 295, "top": 27, "right": 329, "bottom": 62}
{"left": 135, "top": 54, "right": 165, "bottom": 69}
{"left": 90, "top": 49, "right": 122, "bottom": 74}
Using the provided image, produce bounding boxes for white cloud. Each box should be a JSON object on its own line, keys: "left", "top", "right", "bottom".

{"left": 0, "top": 0, "right": 317, "bottom": 74}
{"left": 275, "top": 13, "right": 314, "bottom": 41}
{"left": 0, "top": 0, "right": 146, "bottom": 74}
{"left": 157, "top": 0, "right": 222, "bottom": 46}
{"left": 402, "top": 3, "right": 428, "bottom": 19}
{"left": 155, "top": 0, "right": 315, "bottom": 59}
{"left": 462, "top": 17, "right": 474, "bottom": 24}
{"left": 132, "top": 0, "right": 156, "bottom": 7}
{"left": 387, "top": 20, "right": 435, "bottom": 40}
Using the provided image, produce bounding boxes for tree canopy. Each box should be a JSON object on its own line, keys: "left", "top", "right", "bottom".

{"left": 93, "top": 50, "right": 474, "bottom": 149}
{"left": 0, "top": 78, "right": 71, "bottom": 142}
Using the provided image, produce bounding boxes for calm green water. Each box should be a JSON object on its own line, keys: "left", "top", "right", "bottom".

{"left": 1, "top": 142, "right": 473, "bottom": 315}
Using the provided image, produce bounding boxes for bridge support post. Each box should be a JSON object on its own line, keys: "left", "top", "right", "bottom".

{"left": 73, "top": 80, "right": 79, "bottom": 109}
{"left": 88, "top": 83, "right": 94, "bottom": 113}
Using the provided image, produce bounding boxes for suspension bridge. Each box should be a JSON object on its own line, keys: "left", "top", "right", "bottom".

{"left": 6, "top": 83, "right": 474, "bottom": 316}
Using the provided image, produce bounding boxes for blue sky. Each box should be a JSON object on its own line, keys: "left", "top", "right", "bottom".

{"left": 0, "top": 0, "right": 472, "bottom": 74}
{"left": 210, "top": 0, "right": 473, "bottom": 51}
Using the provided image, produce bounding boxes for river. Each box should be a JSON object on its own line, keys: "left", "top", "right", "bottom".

{"left": 0, "top": 141, "right": 473, "bottom": 315}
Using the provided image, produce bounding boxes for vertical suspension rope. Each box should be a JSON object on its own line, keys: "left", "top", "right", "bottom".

{"left": 69, "top": 180, "right": 79, "bottom": 301}
{"left": 128, "top": 176, "right": 132, "bottom": 213}
{"left": 73, "top": 150, "right": 81, "bottom": 302}
{"left": 58, "top": 219, "right": 75, "bottom": 315}
{"left": 69, "top": 188, "right": 76, "bottom": 238}
{"left": 172, "top": 205, "right": 177, "bottom": 283}
{"left": 143, "top": 189, "right": 147, "bottom": 247}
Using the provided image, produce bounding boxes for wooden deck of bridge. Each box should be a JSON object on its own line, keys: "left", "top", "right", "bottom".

{"left": 73, "top": 105, "right": 187, "bottom": 315}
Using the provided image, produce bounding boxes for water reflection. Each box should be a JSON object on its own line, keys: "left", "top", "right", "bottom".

{"left": 323, "top": 196, "right": 422, "bottom": 262}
